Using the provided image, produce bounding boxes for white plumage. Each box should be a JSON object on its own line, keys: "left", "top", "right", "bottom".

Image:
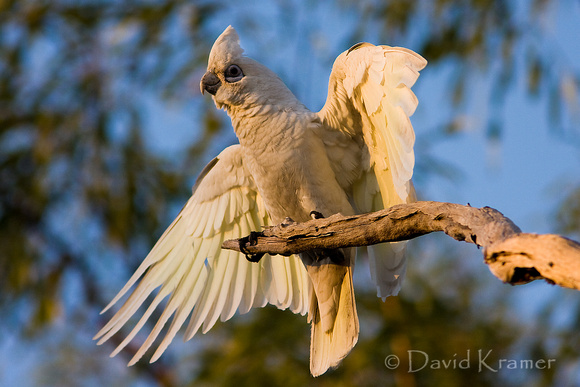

{"left": 94, "top": 25, "right": 426, "bottom": 376}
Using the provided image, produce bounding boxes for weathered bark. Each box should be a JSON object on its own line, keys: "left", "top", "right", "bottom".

{"left": 222, "top": 201, "right": 580, "bottom": 290}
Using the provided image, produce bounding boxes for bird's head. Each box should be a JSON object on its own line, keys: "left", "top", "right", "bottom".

{"left": 200, "top": 26, "right": 297, "bottom": 113}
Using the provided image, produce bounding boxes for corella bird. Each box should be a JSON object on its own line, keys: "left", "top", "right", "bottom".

{"left": 95, "top": 26, "right": 426, "bottom": 376}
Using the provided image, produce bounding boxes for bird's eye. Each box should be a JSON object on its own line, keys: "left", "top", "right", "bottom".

{"left": 224, "top": 64, "right": 244, "bottom": 83}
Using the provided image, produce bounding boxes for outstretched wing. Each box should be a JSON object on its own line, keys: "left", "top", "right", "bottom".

{"left": 318, "top": 43, "right": 426, "bottom": 298}
{"left": 94, "top": 145, "right": 310, "bottom": 365}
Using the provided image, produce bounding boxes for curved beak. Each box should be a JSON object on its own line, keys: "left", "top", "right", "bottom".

{"left": 200, "top": 72, "right": 221, "bottom": 95}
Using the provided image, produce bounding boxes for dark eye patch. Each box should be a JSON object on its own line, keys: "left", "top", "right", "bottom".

{"left": 225, "top": 64, "right": 244, "bottom": 83}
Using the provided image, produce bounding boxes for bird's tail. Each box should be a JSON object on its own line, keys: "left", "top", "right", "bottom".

{"left": 305, "top": 250, "right": 359, "bottom": 377}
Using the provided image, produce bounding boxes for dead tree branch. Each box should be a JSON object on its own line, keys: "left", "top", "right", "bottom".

{"left": 222, "top": 201, "right": 580, "bottom": 290}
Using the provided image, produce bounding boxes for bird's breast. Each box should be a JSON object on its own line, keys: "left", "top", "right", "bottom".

{"left": 240, "top": 121, "right": 355, "bottom": 224}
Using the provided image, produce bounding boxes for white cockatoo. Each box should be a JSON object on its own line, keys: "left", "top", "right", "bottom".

{"left": 94, "top": 26, "right": 426, "bottom": 376}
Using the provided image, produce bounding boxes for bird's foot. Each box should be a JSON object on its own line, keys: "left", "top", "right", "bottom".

{"left": 239, "top": 231, "right": 265, "bottom": 263}
{"left": 310, "top": 211, "right": 325, "bottom": 220}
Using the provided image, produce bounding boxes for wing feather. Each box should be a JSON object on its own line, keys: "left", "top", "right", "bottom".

{"left": 95, "top": 145, "right": 310, "bottom": 364}
{"left": 318, "top": 43, "right": 426, "bottom": 299}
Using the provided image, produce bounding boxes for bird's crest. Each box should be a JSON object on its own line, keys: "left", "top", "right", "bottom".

{"left": 208, "top": 26, "right": 244, "bottom": 70}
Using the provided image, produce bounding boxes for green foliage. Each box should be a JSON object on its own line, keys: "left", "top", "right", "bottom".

{"left": 0, "top": 0, "right": 220, "bottom": 321}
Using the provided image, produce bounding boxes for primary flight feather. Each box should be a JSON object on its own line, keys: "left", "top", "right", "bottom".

{"left": 94, "top": 25, "right": 426, "bottom": 376}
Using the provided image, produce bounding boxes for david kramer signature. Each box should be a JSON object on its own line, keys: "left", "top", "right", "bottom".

{"left": 384, "top": 350, "right": 556, "bottom": 373}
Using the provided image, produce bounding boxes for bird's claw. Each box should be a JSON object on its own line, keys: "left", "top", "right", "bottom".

{"left": 239, "top": 231, "right": 265, "bottom": 263}
{"left": 310, "top": 211, "right": 325, "bottom": 220}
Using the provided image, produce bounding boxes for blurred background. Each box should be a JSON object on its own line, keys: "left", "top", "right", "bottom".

{"left": 1, "top": 0, "right": 579, "bottom": 386}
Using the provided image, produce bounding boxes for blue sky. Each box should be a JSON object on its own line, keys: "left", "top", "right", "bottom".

{"left": 419, "top": 2, "right": 580, "bottom": 236}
